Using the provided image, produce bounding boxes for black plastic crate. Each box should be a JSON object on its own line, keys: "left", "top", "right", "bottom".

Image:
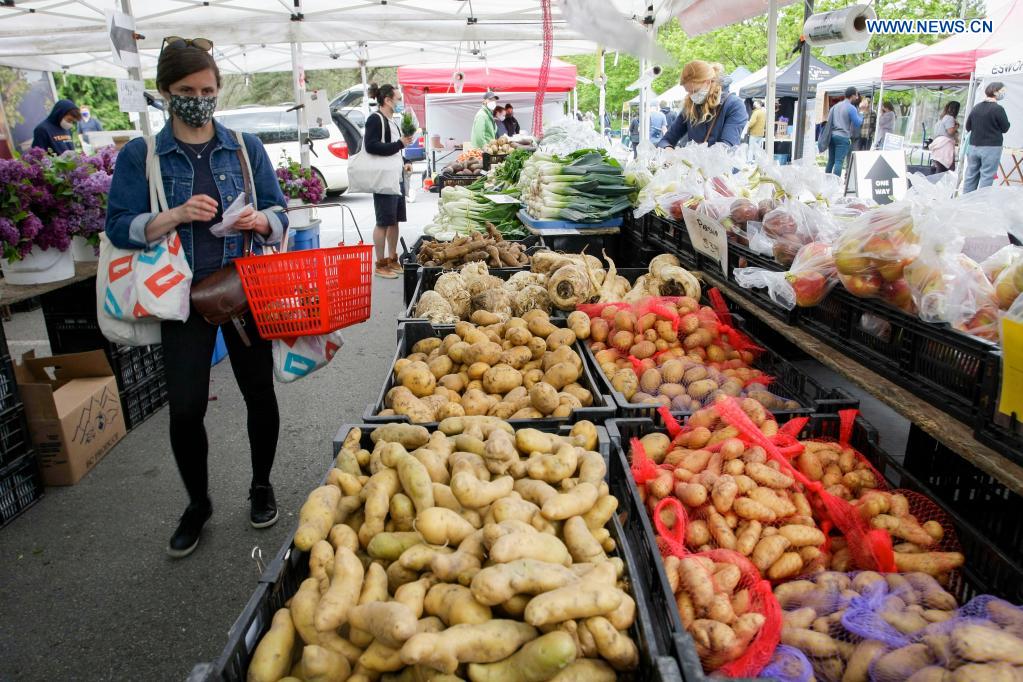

{"left": 365, "top": 320, "right": 615, "bottom": 427}
{"left": 645, "top": 215, "right": 699, "bottom": 270}
{"left": 481, "top": 151, "right": 508, "bottom": 170}
{"left": 121, "top": 374, "right": 168, "bottom": 431}
{"left": 199, "top": 423, "right": 681, "bottom": 682}
{"left": 400, "top": 234, "right": 543, "bottom": 308}
{"left": 607, "top": 414, "right": 1023, "bottom": 680}
{"left": 0, "top": 450, "right": 43, "bottom": 528}
{"left": 0, "top": 405, "right": 32, "bottom": 470}
{"left": 583, "top": 307, "right": 857, "bottom": 423}
{"left": 110, "top": 344, "right": 165, "bottom": 392}
{"left": 974, "top": 354, "right": 1023, "bottom": 468}
{"left": 904, "top": 423, "right": 1023, "bottom": 569}
{"left": 43, "top": 311, "right": 112, "bottom": 357}
{"left": 0, "top": 354, "right": 22, "bottom": 414}
{"left": 38, "top": 277, "right": 96, "bottom": 316}
{"left": 796, "top": 286, "right": 1001, "bottom": 425}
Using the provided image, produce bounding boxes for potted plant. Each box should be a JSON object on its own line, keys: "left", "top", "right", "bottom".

{"left": 276, "top": 157, "right": 325, "bottom": 228}
{"left": 0, "top": 147, "right": 113, "bottom": 284}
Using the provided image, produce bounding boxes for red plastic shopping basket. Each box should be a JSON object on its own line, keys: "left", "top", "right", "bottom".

{"left": 235, "top": 203, "right": 373, "bottom": 340}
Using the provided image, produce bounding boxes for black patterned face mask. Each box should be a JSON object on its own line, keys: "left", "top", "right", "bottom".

{"left": 170, "top": 94, "right": 217, "bottom": 128}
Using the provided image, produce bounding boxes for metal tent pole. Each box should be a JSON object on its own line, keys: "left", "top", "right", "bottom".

{"left": 120, "top": 0, "right": 151, "bottom": 137}
{"left": 765, "top": 0, "right": 779, "bottom": 160}
{"left": 793, "top": 0, "right": 814, "bottom": 160}
{"left": 959, "top": 72, "right": 978, "bottom": 191}
{"left": 639, "top": 58, "right": 650, "bottom": 143}
{"left": 874, "top": 81, "right": 886, "bottom": 147}
{"left": 291, "top": 39, "right": 310, "bottom": 169}
{"left": 598, "top": 49, "right": 606, "bottom": 137}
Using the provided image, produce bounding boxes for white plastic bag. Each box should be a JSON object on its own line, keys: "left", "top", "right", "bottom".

{"left": 210, "top": 192, "right": 248, "bottom": 238}
{"left": 272, "top": 330, "right": 345, "bottom": 383}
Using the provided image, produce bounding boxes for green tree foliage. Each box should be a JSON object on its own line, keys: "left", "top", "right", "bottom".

{"left": 57, "top": 73, "right": 131, "bottom": 130}
{"left": 218, "top": 67, "right": 397, "bottom": 109}
{"left": 564, "top": 0, "right": 986, "bottom": 126}
{"left": 0, "top": 66, "right": 32, "bottom": 126}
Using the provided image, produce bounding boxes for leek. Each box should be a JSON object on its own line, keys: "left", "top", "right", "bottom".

{"left": 516, "top": 148, "right": 635, "bottom": 223}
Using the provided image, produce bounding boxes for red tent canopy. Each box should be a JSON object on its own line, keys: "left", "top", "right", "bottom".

{"left": 398, "top": 58, "right": 578, "bottom": 125}
{"left": 881, "top": 0, "right": 1023, "bottom": 82}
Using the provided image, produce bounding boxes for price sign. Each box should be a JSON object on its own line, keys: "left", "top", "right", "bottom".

{"left": 999, "top": 317, "right": 1023, "bottom": 419}
{"left": 682, "top": 207, "right": 728, "bottom": 275}
{"left": 116, "top": 79, "right": 147, "bottom": 113}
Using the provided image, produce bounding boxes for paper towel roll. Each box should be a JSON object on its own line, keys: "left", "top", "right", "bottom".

{"left": 803, "top": 5, "right": 876, "bottom": 46}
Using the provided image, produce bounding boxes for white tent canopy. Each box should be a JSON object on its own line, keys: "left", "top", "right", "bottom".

{"left": 815, "top": 43, "right": 927, "bottom": 100}
{"left": 0, "top": 0, "right": 599, "bottom": 77}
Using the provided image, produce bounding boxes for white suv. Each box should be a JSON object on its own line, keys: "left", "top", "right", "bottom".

{"left": 214, "top": 105, "right": 360, "bottom": 193}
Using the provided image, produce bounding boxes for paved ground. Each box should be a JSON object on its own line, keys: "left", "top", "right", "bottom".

{"left": 0, "top": 181, "right": 910, "bottom": 681}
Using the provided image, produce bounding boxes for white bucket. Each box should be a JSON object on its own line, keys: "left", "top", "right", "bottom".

{"left": 1, "top": 246, "right": 74, "bottom": 285}
{"left": 287, "top": 198, "right": 315, "bottom": 228}
{"left": 71, "top": 235, "right": 99, "bottom": 262}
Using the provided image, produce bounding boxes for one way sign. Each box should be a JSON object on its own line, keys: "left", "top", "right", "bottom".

{"left": 852, "top": 150, "right": 907, "bottom": 205}
{"left": 105, "top": 9, "right": 140, "bottom": 69}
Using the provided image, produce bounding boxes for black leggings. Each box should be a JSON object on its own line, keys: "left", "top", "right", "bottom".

{"left": 161, "top": 310, "right": 279, "bottom": 506}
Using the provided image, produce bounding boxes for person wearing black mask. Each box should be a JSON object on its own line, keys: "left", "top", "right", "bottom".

{"left": 964, "top": 82, "right": 1011, "bottom": 192}
{"left": 32, "top": 99, "right": 81, "bottom": 154}
{"left": 503, "top": 103, "right": 521, "bottom": 136}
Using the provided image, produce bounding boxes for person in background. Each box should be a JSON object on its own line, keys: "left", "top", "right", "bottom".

{"left": 104, "top": 37, "right": 288, "bottom": 558}
{"left": 78, "top": 105, "right": 103, "bottom": 135}
{"left": 964, "top": 82, "right": 1011, "bottom": 192}
{"left": 32, "top": 99, "right": 80, "bottom": 154}
{"left": 493, "top": 105, "right": 509, "bottom": 137}
{"left": 628, "top": 114, "right": 640, "bottom": 155}
{"left": 875, "top": 101, "right": 896, "bottom": 149}
{"left": 820, "top": 87, "right": 862, "bottom": 176}
{"left": 661, "top": 60, "right": 748, "bottom": 148}
{"left": 856, "top": 96, "right": 876, "bottom": 151}
{"left": 746, "top": 99, "right": 766, "bottom": 158}
{"left": 365, "top": 83, "right": 413, "bottom": 278}
{"left": 930, "top": 101, "right": 960, "bottom": 173}
{"left": 660, "top": 100, "right": 678, "bottom": 129}
{"left": 503, "top": 103, "right": 521, "bottom": 136}
{"left": 648, "top": 104, "right": 667, "bottom": 145}
{"left": 470, "top": 90, "right": 500, "bottom": 149}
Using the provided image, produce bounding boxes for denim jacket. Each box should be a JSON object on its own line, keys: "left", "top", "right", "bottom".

{"left": 105, "top": 120, "right": 288, "bottom": 266}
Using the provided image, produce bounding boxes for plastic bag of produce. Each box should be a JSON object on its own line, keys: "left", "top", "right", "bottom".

{"left": 761, "top": 200, "right": 842, "bottom": 268}
{"left": 758, "top": 645, "right": 814, "bottom": 682}
{"left": 655, "top": 496, "right": 782, "bottom": 677}
{"left": 905, "top": 252, "right": 1001, "bottom": 340}
{"left": 734, "top": 242, "right": 838, "bottom": 310}
{"left": 715, "top": 398, "right": 897, "bottom": 574}
{"left": 832, "top": 202, "right": 919, "bottom": 309}
{"left": 988, "top": 246, "right": 1023, "bottom": 311}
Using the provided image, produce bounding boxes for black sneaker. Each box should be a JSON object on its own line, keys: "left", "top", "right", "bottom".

{"left": 249, "top": 484, "right": 279, "bottom": 529}
{"left": 167, "top": 500, "right": 212, "bottom": 558}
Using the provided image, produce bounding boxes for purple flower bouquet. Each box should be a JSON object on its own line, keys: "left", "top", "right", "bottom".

{"left": 0, "top": 146, "right": 115, "bottom": 262}
{"left": 276, "top": 157, "right": 325, "bottom": 205}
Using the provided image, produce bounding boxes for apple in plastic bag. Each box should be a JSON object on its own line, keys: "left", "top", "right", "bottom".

{"left": 879, "top": 278, "right": 915, "bottom": 312}
{"left": 785, "top": 271, "right": 829, "bottom": 307}
{"left": 839, "top": 271, "right": 883, "bottom": 298}
{"left": 762, "top": 208, "right": 798, "bottom": 239}
{"left": 729, "top": 198, "right": 759, "bottom": 226}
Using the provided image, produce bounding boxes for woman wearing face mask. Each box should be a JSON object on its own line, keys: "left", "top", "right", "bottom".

{"left": 471, "top": 91, "right": 501, "bottom": 149}
{"left": 31, "top": 99, "right": 81, "bottom": 154}
{"left": 964, "top": 82, "right": 1011, "bottom": 192}
{"left": 660, "top": 61, "right": 748, "bottom": 149}
{"left": 365, "top": 83, "right": 414, "bottom": 278}
{"left": 105, "top": 37, "right": 289, "bottom": 558}
{"left": 494, "top": 105, "right": 509, "bottom": 138}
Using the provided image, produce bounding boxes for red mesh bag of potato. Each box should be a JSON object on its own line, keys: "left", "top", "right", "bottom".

{"left": 654, "top": 496, "right": 782, "bottom": 677}
{"left": 715, "top": 398, "right": 897, "bottom": 574}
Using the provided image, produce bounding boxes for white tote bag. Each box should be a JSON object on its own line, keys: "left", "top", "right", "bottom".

{"left": 96, "top": 137, "right": 194, "bottom": 345}
{"left": 346, "top": 112, "right": 403, "bottom": 195}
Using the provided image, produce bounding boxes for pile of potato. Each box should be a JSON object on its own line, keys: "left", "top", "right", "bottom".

{"left": 246, "top": 418, "right": 641, "bottom": 682}
{"left": 634, "top": 403, "right": 829, "bottom": 584}
{"left": 378, "top": 311, "right": 596, "bottom": 424}
{"left": 574, "top": 301, "right": 801, "bottom": 413}
{"left": 664, "top": 552, "right": 767, "bottom": 672}
{"left": 775, "top": 570, "right": 962, "bottom": 682}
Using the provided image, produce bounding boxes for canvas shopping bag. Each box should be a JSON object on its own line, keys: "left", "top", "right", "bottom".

{"left": 273, "top": 330, "right": 345, "bottom": 383}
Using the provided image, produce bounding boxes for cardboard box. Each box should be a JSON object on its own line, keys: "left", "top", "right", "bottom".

{"left": 15, "top": 350, "right": 126, "bottom": 486}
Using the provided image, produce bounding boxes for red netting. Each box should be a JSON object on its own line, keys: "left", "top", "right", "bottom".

{"left": 788, "top": 409, "right": 889, "bottom": 501}
{"left": 707, "top": 288, "right": 765, "bottom": 358}
{"left": 655, "top": 497, "right": 781, "bottom": 677}
{"left": 532, "top": 0, "right": 552, "bottom": 137}
{"left": 714, "top": 398, "right": 896, "bottom": 574}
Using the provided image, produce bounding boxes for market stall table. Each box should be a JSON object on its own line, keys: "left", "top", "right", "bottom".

{"left": 0, "top": 261, "right": 98, "bottom": 308}
{"left": 698, "top": 267, "right": 1023, "bottom": 497}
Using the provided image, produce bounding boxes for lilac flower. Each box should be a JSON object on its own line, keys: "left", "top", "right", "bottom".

{"left": 276, "top": 156, "right": 324, "bottom": 204}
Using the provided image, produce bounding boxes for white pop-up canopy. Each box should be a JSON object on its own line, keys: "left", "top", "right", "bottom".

{"left": 974, "top": 46, "right": 1023, "bottom": 149}
{"left": 815, "top": 43, "right": 928, "bottom": 99}
{"left": 0, "top": 1, "right": 600, "bottom": 78}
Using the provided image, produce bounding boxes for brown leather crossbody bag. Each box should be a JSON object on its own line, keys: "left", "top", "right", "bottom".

{"left": 190, "top": 132, "right": 256, "bottom": 334}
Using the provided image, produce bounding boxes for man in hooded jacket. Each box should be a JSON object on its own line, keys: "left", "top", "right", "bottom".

{"left": 32, "top": 99, "right": 81, "bottom": 155}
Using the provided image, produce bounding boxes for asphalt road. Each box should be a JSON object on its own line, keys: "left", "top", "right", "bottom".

{"left": 0, "top": 191, "right": 430, "bottom": 682}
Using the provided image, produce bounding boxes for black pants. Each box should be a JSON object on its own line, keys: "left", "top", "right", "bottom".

{"left": 161, "top": 309, "right": 279, "bottom": 507}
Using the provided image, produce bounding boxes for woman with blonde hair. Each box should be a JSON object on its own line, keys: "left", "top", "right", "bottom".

{"left": 660, "top": 60, "right": 748, "bottom": 148}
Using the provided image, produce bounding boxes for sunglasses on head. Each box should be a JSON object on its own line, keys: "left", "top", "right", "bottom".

{"left": 161, "top": 36, "right": 214, "bottom": 53}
